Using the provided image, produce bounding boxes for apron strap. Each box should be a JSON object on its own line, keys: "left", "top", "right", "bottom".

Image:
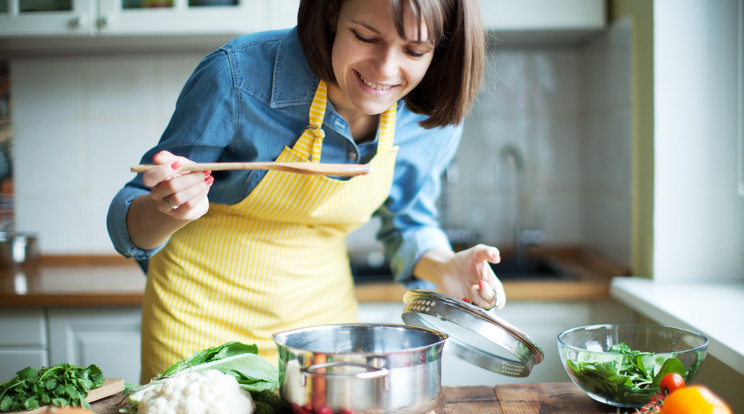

{"left": 377, "top": 102, "right": 396, "bottom": 153}
{"left": 294, "top": 81, "right": 328, "bottom": 162}
{"left": 293, "top": 81, "right": 397, "bottom": 161}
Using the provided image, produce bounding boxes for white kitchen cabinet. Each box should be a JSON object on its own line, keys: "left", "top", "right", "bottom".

{"left": 0, "top": 0, "right": 265, "bottom": 37}
{"left": 0, "top": 308, "right": 48, "bottom": 381}
{"left": 48, "top": 307, "right": 142, "bottom": 384}
{"left": 357, "top": 298, "right": 633, "bottom": 386}
{"left": 480, "top": 0, "right": 606, "bottom": 45}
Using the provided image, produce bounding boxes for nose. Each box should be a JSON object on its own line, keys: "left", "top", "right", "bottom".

{"left": 375, "top": 47, "right": 400, "bottom": 79}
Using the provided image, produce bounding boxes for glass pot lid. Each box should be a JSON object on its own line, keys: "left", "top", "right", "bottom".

{"left": 401, "top": 289, "right": 544, "bottom": 377}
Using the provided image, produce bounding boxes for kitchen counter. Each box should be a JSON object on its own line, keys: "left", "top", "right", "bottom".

{"left": 89, "top": 383, "right": 615, "bottom": 413}
{"left": 0, "top": 247, "right": 628, "bottom": 307}
{"left": 610, "top": 277, "right": 744, "bottom": 376}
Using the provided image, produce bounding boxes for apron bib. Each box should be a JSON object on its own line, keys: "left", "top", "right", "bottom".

{"left": 140, "top": 81, "right": 399, "bottom": 382}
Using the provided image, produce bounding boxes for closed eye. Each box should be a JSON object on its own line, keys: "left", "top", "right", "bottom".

{"left": 352, "top": 29, "right": 376, "bottom": 43}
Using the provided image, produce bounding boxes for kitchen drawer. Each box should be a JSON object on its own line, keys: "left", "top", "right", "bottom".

{"left": 0, "top": 308, "right": 47, "bottom": 347}
{"left": 0, "top": 349, "right": 49, "bottom": 381}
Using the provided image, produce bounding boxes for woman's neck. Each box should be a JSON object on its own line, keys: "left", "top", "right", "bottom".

{"left": 328, "top": 83, "right": 379, "bottom": 144}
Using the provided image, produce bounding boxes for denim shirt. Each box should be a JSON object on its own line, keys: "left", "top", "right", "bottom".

{"left": 107, "top": 28, "right": 461, "bottom": 289}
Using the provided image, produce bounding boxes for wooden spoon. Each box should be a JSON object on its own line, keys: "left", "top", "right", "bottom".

{"left": 131, "top": 161, "right": 371, "bottom": 176}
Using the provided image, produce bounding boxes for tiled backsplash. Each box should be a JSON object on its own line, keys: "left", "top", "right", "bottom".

{"left": 10, "top": 19, "right": 631, "bottom": 266}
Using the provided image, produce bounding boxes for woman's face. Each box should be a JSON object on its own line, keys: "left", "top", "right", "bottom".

{"left": 329, "top": 0, "right": 435, "bottom": 117}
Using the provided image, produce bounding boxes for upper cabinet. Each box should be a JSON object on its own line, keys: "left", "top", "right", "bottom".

{"left": 0, "top": 0, "right": 603, "bottom": 53}
{"left": 0, "top": 0, "right": 271, "bottom": 37}
{"left": 480, "top": 0, "right": 607, "bottom": 45}
{"left": 0, "top": 0, "right": 301, "bottom": 55}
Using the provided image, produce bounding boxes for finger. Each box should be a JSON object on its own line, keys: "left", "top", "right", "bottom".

{"left": 475, "top": 244, "right": 500, "bottom": 264}
{"left": 159, "top": 173, "right": 214, "bottom": 217}
{"left": 142, "top": 159, "right": 184, "bottom": 187}
{"left": 469, "top": 280, "right": 494, "bottom": 309}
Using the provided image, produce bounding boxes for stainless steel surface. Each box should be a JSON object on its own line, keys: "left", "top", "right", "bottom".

{"left": 0, "top": 232, "right": 39, "bottom": 266}
{"left": 273, "top": 323, "right": 447, "bottom": 413}
{"left": 402, "top": 290, "right": 544, "bottom": 377}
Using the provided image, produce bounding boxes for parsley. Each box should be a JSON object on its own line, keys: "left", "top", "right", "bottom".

{"left": 565, "top": 342, "right": 701, "bottom": 405}
{"left": 0, "top": 363, "right": 105, "bottom": 412}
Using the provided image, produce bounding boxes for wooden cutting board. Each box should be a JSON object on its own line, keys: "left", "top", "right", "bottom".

{"left": 8, "top": 378, "right": 125, "bottom": 414}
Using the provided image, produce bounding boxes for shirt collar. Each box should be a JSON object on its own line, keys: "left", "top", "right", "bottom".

{"left": 270, "top": 27, "right": 319, "bottom": 109}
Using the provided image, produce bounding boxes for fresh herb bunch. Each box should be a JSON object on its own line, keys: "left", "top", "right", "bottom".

{"left": 0, "top": 363, "right": 105, "bottom": 412}
{"left": 565, "top": 342, "right": 701, "bottom": 405}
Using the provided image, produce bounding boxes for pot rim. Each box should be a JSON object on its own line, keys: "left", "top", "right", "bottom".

{"left": 272, "top": 322, "right": 448, "bottom": 355}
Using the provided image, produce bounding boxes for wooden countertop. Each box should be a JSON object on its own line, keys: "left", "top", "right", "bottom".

{"left": 89, "top": 383, "right": 616, "bottom": 413}
{"left": 0, "top": 248, "right": 629, "bottom": 307}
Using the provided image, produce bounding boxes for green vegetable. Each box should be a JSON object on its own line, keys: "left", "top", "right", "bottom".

{"left": 252, "top": 389, "right": 291, "bottom": 414}
{"left": 154, "top": 341, "right": 278, "bottom": 394}
{"left": 0, "top": 363, "right": 104, "bottom": 412}
{"left": 565, "top": 342, "right": 691, "bottom": 404}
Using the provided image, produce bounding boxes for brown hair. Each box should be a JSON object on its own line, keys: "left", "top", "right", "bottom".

{"left": 297, "top": 0, "right": 485, "bottom": 129}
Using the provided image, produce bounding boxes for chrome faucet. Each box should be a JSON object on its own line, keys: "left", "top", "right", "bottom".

{"left": 499, "top": 145, "right": 543, "bottom": 263}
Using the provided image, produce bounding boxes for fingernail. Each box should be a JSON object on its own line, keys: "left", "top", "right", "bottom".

{"left": 478, "top": 280, "right": 487, "bottom": 290}
{"left": 203, "top": 170, "right": 212, "bottom": 176}
{"left": 461, "top": 298, "right": 470, "bottom": 303}
{"left": 171, "top": 161, "right": 182, "bottom": 170}
{"left": 205, "top": 175, "right": 214, "bottom": 186}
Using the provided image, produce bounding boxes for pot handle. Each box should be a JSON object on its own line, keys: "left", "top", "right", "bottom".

{"left": 301, "top": 361, "right": 389, "bottom": 380}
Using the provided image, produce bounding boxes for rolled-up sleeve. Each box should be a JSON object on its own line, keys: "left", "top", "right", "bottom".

{"left": 377, "top": 115, "right": 463, "bottom": 289}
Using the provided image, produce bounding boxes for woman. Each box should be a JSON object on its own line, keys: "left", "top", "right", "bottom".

{"left": 107, "top": 0, "right": 505, "bottom": 383}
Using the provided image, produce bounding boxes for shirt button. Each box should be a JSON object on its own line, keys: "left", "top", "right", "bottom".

{"left": 347, "top": 151, "right": 356, "bottom": 161}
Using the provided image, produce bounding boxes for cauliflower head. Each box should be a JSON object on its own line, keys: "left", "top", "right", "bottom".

{"left": 137, "top": 369, "right": 255, "bottom": 414}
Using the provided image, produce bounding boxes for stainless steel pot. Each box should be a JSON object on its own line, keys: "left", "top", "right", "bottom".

{"left": 0, "top": 232, "right": 39, "bottom": 266}
{"left": 273, "top": 323, "right": 447, "bottom": 414}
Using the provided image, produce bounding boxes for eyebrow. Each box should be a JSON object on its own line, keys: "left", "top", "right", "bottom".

{"left": 349, "top": 19, "right": 432, "bottom": 45}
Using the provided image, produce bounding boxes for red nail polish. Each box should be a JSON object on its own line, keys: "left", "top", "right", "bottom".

{"left": 171, "top": 161, "right": 182, "bottom": 170}
{"left": 205, "top": 175, "right": 214, "bottom": 186}
{"left": 462, "top": 298, "right": 470, "bottom": 303}
{"left": 203, "top": 170, "right": 212, "bottom": 176}
{"left": 478, "top": 280, "right": 487, "bottom": 290}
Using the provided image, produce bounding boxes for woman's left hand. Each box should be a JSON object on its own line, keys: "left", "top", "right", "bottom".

{"left": 416, "top": 244, "right": 506, "bottom": 310}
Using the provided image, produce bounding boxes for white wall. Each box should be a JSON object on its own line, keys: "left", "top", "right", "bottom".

{"left": 11, "top": 53, "right": 202, "bottom": 253}
{"left": 653, "top": 0, "right": 744, "bottom": 281}
{"left": 449, "top": 18, "right": 633, "bottom": 266}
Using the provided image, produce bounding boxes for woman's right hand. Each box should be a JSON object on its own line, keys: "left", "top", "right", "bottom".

{"left": 143, "top": 150, "right": 214, "bottom": 222}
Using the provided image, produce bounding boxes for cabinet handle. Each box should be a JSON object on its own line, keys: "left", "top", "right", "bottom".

{"left": 69, "top": 16, "right": 86, "bottom": 29}
{"left": 98, "top": 15, "right": 112, "bottom": 29}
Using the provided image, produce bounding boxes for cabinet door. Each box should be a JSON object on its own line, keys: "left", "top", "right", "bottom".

{"left": 0, "top": 350, "right": 49, "bottom": 381}
{"left": 96, "top": 0, "right": 263, "bottom": 36}
{"left": 48, "top": 307, "right": 142, "bottom": 384}
{"left": 0, "top": 0, "right": 96, "bottom": 36}
{"left": 0, "top": 308, "right": 49, "bottom": 381}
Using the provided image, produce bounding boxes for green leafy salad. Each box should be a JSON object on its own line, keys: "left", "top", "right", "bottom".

{"left": 565, "top": 342, "right": 703, "bottom": 404}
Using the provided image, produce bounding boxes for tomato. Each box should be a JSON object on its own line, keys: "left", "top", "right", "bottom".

{"left": 659, "top": 372, "right": 686, "bottom": 394}
{"left": 659, "top": 386, "right": 732, "bottom": 414}
{"left": 638, "top": 392, "right": 665, "bottom": 413}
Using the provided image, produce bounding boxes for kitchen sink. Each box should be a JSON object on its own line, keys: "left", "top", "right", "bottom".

{"left": 350, "top": 256, "right": 576, "bottom": 284}
{"left": 490, "top": 258, "right": 576, "bottom": 280}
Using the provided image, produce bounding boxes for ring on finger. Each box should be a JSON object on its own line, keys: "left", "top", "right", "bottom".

{"left": 485, "top": 288, "right": 500, "bottom": 311}
{"left": 165, "top": 196, "right": 177, "bottom": 210}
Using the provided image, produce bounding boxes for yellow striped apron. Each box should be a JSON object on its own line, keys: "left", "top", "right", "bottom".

{"left": 140, "top": 81, "right": 399, "bottom": 383}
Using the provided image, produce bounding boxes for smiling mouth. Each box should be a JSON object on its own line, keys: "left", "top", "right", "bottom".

{"left": 358, "top": 72, "right": 393, "bottom": 91}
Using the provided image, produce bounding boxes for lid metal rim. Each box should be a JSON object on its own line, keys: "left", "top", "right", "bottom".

{"left": 402, "top": 289, "right": 544, "bottom": 376}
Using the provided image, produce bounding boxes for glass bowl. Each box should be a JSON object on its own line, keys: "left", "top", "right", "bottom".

{"left": 557, "top": 324, "right": 708, "bottom": 408}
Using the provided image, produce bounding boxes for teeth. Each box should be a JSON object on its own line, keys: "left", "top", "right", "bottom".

{"left": 360, "top": 74, "right": 391, "bottom": 91}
